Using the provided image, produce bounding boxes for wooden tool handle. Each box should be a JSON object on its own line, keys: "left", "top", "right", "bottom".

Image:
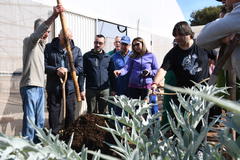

{"left": 56, "top": 0, "right": 81, "bottom": 102}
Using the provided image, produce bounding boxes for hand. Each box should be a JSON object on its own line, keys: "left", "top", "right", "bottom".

{"left": 151, "top": 83, "right": 158, "bottom": 94}
{"left": 141, "top": 70, "right": 150, "bottom": 77}
{"left": 151, "top": 83, "right": 158, "bottom": 90}
{"left": 111, "top": 91, "right": 116, "bottom": 96}
{"left": 221, "top": 34, "right": 235, "bottom": 45}
{"left": 114, "top": 70, "right": 121, "bottom": 77}
{"left": 80, "top": 91, "right": 85, "bottom": 100}
{"left": 52, "top": 4, "right": 65, "bottom": 17}
{"left": 57, "top": 67, "right": 68, "bottom": 78}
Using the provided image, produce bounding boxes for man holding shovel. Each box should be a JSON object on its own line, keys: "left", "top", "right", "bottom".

{"left": 20, "top": 5, "right": 64, "bottom": 142}
{"left": 44, "top": 29, "right": 84, "bottom": 135}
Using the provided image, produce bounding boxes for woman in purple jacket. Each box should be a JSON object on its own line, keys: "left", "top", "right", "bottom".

{"left": 114, "top": 37, "right": 158, "bottom": 100}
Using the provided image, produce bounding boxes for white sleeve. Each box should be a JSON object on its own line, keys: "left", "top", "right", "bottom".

{"left": 196, "top": 12, "right": 240, "bottom": 50}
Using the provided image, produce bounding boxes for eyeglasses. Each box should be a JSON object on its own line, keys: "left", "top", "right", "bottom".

{"left": 133, "top": 42, "right": 141, "bottom": 47}
{"left": 94, "top": 41, "right": 104, "bottom": 45}
{"left": 115, "top": 41, "right": 121, "bottom": 43}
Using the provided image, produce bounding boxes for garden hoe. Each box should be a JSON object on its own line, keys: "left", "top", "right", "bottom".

{"left": 60, "top": 72, "right": 67, "bottom": 127}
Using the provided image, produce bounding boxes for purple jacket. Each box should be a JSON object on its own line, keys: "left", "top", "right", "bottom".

{"left": 120, "top": 52, "right": 158, "bottom": 89}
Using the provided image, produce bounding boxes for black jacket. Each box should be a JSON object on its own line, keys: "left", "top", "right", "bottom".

{"left": 83, "top": 49, "right": 111, "bottom": 90}
{"left": 44, "top": 37, "right": 84, "bottom": 94}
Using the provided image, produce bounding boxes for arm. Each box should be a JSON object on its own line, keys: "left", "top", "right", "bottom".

{"left": 44, "top": 44, "right": 58, "bottom": 75}
{"left": 78, "top": 74, "right": 85, "bottom": 92}
{"left": 29, "top": 5, "right": 64, "bottom": 44}
{"left": 150, "top": 54, "right": 159, "bottom": 77}
{"left": 74, "top": 47, "right": 84, "bottom": 76}
{"left": 152, "top": 51, "right": 172, "bottom": 89}
{"left": 83, "top": 54, "right": 88, "bottom": 77}
{"left": 109, "top": 57, "right": 117, "bottom": 93}
{"left": 75, "top": 47, "right": 84, "bottom": 93}
{"left": 119, "top": 58, "right": 133, "bottom": 76}
{"left": 152, "top": 68, "right": 167, "bottom": 89}
{"left": 196, "top": 12, "right": 240, "bottom": 50}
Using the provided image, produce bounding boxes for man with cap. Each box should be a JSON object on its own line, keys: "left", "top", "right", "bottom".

{"left": 20, "top": 5, "right": 64, "bottom": 143}
{"left": 109, "top": 35, "right": 131, "bottom": 115}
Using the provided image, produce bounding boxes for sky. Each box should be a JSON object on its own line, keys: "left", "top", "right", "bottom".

{"left": 176, "top": 0, "right": 222, "bottom": 21}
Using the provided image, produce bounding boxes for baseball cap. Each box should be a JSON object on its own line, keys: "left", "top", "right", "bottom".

{"left": 120, "top": 36, "right": 131, "bottom": 45}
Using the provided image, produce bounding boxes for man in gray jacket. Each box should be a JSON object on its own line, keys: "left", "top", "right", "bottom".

{"left": 20, "top": 5, "right": 64, "bottom": 143}
{"left": 196, "top": 0, "right": 240, "bottom": 80}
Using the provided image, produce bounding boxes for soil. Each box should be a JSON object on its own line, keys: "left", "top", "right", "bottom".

{"left": 59, "top": 113, "right": 117, "bottom": 157}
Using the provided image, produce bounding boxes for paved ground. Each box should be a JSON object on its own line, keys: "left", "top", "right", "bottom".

{"left": 0, "top": 75, "right": 87, "bottom": 136}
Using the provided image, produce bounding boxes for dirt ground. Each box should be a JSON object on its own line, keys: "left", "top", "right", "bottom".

{"left": 59, "top": 114, "right": 117, "bottom": 157}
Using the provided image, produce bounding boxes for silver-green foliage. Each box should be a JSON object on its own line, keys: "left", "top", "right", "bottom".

{"left": 219, "top": 113, "right": 240, "bottom": 159}
{"left": 0, "top": 120, "right": 86, "bottom": 160}
{"left": 165, "top": 83, "right": 240, "bottom": 159}
{"left": 1, "top": 83, "right": 240, "bottom": 159}
{"left": 97, "top": 83, "right": 228, "bottom": 159}
{"left": 165, "top": 83, "right": 226, "bottom": 160}
{"left": 98, "top": 96, "right": 166, "bottom": 159}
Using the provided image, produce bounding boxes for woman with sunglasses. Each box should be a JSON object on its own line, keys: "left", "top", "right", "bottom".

{"left": 114, "top": 37, "right": 158, "bottom": 100}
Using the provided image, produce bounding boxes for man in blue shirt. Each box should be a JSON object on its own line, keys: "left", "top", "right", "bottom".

{"left": 109, "top": 35, "right": 131, "bottom": 115}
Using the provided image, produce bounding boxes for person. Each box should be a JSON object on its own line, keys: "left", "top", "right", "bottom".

{"left": 109, "top": 35, "right": 131, "bottom": 115}
{"left": 152, "top": 21, "right": 216, "bottom": 124}
{"left": 161, "top": 40, "right": 177, "bottom": 126}
{"left": 20, "top": 5, "right": 64, "bottom": 142}
{"left": 219, "top": 6, "right": 227, "bottom": 18}
{"left": 83, "top": 34, "right": 111, "bottom": 114}
{"left": 44, "top": 29, "right": 84, "bottom": 134}
{"left": 153, "top": 21, "right": 216, "bottom": 89}
{"left": 114, "top": 37, "right": 158, "bottom": 100}
{"left": 196, "top": 0, "right": 240, "bottom": 80}
{"left": 107, "top": 36, "right": 121, "bottom": 56}
{"left": 196, "top": 0, "right": 240, "bottom": 121}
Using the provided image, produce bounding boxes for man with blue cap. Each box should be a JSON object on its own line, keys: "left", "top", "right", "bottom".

{"left": 109, "top": 35, "right": 131, "bottom": 115}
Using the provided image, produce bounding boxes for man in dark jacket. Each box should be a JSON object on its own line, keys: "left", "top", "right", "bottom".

{"left": 83, "top": 34, "right": 111, "bottom": 114}
{"left": 44, "top": 29, "right": 84, "bottom": 134}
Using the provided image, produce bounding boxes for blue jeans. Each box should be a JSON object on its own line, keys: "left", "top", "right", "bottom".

{"left": 20, "top": 86, "right": 44, "bottom": 143}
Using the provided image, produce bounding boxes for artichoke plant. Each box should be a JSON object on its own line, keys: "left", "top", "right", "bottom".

{"left": 96, "top": 83, "right": 229, "bottom": 159}
{"left": 1, "top": 83, "right": 240, "bottom": 160}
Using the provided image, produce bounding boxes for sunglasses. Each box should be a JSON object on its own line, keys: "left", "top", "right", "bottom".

{"left": 133, "top": 42, "right": 141, "bottom": 47}
{"left": 94, "top": 41, "right": 104, "bottom": 45}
